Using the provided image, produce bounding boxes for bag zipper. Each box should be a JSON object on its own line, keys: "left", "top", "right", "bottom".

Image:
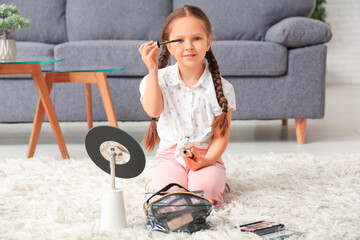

{"left": 143, "top": 191, "right": 212, "bottom": 212}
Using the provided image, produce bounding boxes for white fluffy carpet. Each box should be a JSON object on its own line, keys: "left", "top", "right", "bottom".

{"left": 0, "top": 153, "right": 359, "bottom": 240}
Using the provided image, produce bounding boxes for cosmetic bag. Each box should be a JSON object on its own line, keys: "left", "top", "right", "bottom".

{"left": 143, "top": 183, "right": 214, "bottom": 233}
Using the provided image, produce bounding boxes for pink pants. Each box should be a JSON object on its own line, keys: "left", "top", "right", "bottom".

{"left": 150, "top": 148, "right": 226, "bottom": 206}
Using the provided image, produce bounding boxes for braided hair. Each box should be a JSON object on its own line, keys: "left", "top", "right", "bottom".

{"left": 205, "top": 48, "right": 229, "bottom": 136}
{"left": 142, "top": 5, "right": 229, "bottom": 151}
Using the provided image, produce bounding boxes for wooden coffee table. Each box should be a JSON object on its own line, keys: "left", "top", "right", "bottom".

{"left": 0, "top": 58, "right": 69, "bottom": 158}
{"left": 27, "top": 66, "right": 125, "bottom": 159}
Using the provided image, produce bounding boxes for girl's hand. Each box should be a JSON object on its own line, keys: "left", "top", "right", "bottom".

{"left": 139, "top": 41, "right": 159, "bottom": 71}
{"left": 183, "top": 147, "right": 210, "bottom": 171}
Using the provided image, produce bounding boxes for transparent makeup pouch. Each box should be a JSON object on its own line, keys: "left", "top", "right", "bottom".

{"left": 143, "top": 183, "right": 213, "bottom": 233}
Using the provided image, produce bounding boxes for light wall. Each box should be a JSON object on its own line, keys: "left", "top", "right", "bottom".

{"left": 326, "top": 0, "right": 360, "bottom": 83}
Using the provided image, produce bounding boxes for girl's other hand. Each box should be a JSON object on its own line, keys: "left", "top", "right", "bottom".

{"left": 139, "top": 41, "right": 159, "bottom": 71}
{"left": 183, "top": 147, "right": 208, "bottom": 171}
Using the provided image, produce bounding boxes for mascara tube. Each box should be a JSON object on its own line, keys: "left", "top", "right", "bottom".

{"left": 183, "top": 149, "right": 194, "bottom": 159}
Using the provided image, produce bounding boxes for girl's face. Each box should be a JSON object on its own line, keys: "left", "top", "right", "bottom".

{"left": 167, "top": 16, "right": 212, "bottom": 69}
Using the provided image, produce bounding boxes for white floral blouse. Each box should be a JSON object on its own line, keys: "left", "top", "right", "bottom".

{"left": 140, "top": 62, "right": 236, "bottom": 167}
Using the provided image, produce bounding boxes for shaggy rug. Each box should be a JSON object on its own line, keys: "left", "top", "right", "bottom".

{"left": 0, "top": 153, "right": 359, "bottom": 240}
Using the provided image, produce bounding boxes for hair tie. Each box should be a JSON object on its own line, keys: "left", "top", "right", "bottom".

{"left": 151, "top": 117, "right": 158, "bottom": 121}
{"left": 222, "top": 109, "right": 228, "bottom": 113}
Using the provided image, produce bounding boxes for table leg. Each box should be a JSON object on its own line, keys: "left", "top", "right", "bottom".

{"left": 96, "top": 72, "right": 118, "bottom": 127}
{"left": 85, "top": 83, "right": 93, "bottom": 130}
{"left": 29, "top": 67, "right": 69, "bottom": 159}
{"left": 27, "top": 73, "right": 55, "bottom": 158}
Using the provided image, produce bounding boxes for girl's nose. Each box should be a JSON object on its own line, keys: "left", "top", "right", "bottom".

{"left": 185, "top": 39, "right": 194, "bottom": 50}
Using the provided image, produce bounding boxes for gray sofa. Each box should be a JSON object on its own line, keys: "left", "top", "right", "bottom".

{"left": 0, "top": 0, "right": 332, "bottom": 143}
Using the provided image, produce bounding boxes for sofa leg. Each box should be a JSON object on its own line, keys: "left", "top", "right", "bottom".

{"left": 295, "top": 119, "right": 306, "bottom": 144}
{"left": 282, "top": 119, "right": 288, "bottom": 126}
{"left": 85, "top": 83, "right": 93, "bottom": 130}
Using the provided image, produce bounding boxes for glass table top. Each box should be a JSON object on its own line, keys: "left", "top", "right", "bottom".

{"left": 43, "top": 66, "right": 125, "bottom": 73}
{"left": 0, "top": 58, "right": 64, "bottom": 64}
{"left": 0, "top": 58, "right": 124, "bottom": 73}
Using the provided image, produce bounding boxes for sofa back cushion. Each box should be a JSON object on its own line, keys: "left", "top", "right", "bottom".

{"left": 172, "top": 0, "right": 315, "bottom": 40}
{"left": 66, "top": 0, "right": 172, "bottom": 41}
{"left": 6, "top": 0, "right": 67, "bottom": 44}
{"left": 211, "top": 41, "right": 287, "bottom": 77}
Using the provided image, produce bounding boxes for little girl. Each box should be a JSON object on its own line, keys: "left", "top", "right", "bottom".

{"left": 139, "top": 5, "right": 236, "bottom": 207}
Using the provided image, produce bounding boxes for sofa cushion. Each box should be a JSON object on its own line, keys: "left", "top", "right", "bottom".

{"left": 265, "top": 17, "right": 333, "bottom": 48}
{"left": 5, "top": 0, "right": 67, "bottom": 44}
{"left": 15, "top": 41, "right": 55, "bottom": 58}
{"left": 66, "top": 0, "right": 172, "bottom": 41}
{"left": 52, "top": 77, "right": 148, "bottom": 121}
{"left": 173, "top": 0, "right": 315, "bottom": 40}
{"left": 0, "top": 41, "right": 56, "bottom": 79}
{"left": 54, "top": 40, "right": 148, "bottom": 77}
{"left": 0, "top": 79, "right": 50, "bottom": 122}
{"left": 211, "top": 41, "right": 287, "bottom": 77}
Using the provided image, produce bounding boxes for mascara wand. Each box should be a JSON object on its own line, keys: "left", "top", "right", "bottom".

{"left": 156, "top": 39, "right": 182, "bottom": 48}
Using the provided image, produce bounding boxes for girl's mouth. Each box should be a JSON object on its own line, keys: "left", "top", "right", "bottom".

{"left": 184, "top": 54, "right": 196, "bottom": 58}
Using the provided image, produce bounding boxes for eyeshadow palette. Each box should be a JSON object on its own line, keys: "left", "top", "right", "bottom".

{"left": 239, "top": 221, "right": 285, "bottom": 236}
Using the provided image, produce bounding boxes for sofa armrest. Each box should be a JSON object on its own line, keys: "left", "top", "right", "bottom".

{"left": 265, "top": 17, "right": 332, "bottom": 48}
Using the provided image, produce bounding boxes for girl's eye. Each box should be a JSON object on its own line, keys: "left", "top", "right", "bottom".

{"left": 177, "top": 39, "right": 184, "bottom": 43}
{"left": 194, "top": 37, "right": 201, "bottom": 41}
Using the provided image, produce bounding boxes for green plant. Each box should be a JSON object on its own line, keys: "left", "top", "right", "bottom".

{"left": 0, "top": 4, "right": 30, "bottom": 40}
{"left": 311, "top": 0, "right": 327, "bottom": 23}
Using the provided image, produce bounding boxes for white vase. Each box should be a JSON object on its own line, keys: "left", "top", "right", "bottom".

{"left": 0, "top": 39, "right": 17, "bottom": 60}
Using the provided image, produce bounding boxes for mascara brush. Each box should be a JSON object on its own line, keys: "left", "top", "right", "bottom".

{"left": 156, "top": 39, "right": 182, "bottom": 48}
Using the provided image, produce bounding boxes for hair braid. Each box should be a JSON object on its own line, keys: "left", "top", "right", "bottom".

{"left": 142, "top": 118, "right": 159, "bottom": 152}
{"left": 206, "top": 48, "right": 229, "bottom": 136}
{"left": 158, "top": 46, "right": 170, "bottom": 69}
